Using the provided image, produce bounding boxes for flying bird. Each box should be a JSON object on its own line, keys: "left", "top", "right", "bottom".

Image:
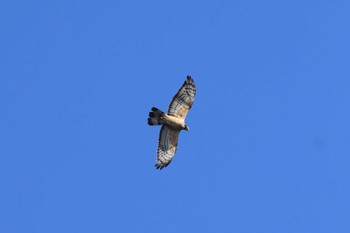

{"left": 148, "top": 76, "right": 196, "bottom": 169}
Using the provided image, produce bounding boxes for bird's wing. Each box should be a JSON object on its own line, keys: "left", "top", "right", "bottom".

{"left": 155, "top": 125, "right": 180, "bottom": 169}
{"left": 167, "top": 76, "right": 196, "bottom": 119}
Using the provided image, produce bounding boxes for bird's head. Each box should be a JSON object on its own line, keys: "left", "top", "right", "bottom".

{"left": 184, "top": 125, "right": 190, "bottom": 132}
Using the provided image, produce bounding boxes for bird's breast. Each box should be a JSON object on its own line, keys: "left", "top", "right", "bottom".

{"left": 162, "top": 114, "right": 185, "bottom": 130}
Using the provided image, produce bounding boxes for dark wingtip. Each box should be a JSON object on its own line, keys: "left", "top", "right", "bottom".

{"left": 149, "top": 112, "right": 155, "bottom": 117}
{"left": 155, "top": 160, "right": 172, "bottom": 170}
{"left": 186, "top": 75, "right": 194, "bottom": 83}
{"left": 147, "top": 118, "right": 153, "bottom": 125}
{"left": 155, "top": 163, "right": 165, "bottom": 170}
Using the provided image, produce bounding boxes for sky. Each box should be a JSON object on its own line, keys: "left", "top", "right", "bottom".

{"left": 1, "top": 0, "right": 350, "bottom": 232}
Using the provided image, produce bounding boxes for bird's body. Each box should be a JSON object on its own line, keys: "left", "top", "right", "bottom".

{"left": 160, "top": 113, "right": 186, "bottom": 130}
{"left": 148, "top": 76, "right": 196, "bottom": 169}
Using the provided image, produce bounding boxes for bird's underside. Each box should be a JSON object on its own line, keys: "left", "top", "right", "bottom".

{"left": 148, "top": 76, "right": 196, "bottom": 169}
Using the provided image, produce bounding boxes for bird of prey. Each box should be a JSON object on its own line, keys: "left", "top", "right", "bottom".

{"left": 148, "top": 76, "right": 196, "bottom": 169}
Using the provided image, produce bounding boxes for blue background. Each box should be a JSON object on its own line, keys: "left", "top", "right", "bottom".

{"left": 1, "top": 0, "right": 349, "bottom": 232}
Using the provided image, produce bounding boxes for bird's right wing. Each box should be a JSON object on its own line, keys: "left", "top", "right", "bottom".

{"left": 167, "top": 76, "right": 196, "bottom": 119}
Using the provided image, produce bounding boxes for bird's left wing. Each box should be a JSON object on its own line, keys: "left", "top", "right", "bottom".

{"left": 155, "top": 125, "right": 180, "bottom": 169}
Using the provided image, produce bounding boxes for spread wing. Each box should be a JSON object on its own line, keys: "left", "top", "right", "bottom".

{"left": 168, "top": 76, "right": 196, "bottom": 119}
{"left": 155, "top": 125, "right": 180, "bottom": 169}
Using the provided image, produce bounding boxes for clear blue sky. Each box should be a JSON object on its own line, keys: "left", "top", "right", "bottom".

{"left": 1, "top": 0, "right": 349, "bottom": 232}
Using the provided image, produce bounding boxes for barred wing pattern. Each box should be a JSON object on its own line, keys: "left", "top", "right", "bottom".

{"left": 155, "top": 125, "right": 180, "bottom": 169}
{"left": 168, "top": 76, "right": 196, "bottom": 119}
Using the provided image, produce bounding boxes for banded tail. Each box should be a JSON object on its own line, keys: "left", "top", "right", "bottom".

{"left": 148, "top": 107, "right": 164, "bottom": 125}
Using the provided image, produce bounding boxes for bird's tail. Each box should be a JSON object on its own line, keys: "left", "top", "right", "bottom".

{"left": 148, "top": 107, "right": 164, "bottom": 125}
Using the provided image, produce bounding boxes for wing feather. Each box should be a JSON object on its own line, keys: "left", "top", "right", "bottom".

{"left": 167, "top": 76, "right": 196, "bottom": 119}
{"left": 155, "top": 125, "right": 180, "bottom": 169}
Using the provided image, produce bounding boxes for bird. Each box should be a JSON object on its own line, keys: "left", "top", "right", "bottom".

{"left": 148, "top": 75, "right": 196, "bottom": 169}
